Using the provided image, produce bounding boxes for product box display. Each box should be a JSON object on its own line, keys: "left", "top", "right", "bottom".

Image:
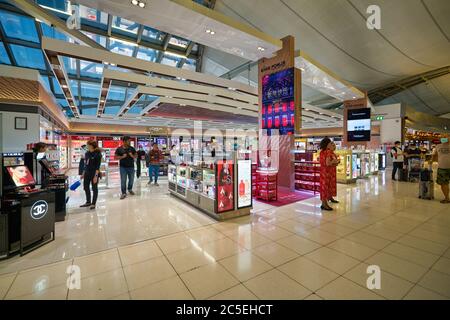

{"left": 336, "top": 150, "right": 356, "bottom": 184}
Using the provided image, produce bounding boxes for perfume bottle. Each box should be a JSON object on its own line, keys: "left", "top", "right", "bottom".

{"left": 274, "top": 116, "right": 280, "bottom": 128}
{"left": 290, "top": 101, "right": 295, "bottom": 111}
{"left": 282, "top": 114, "right": 288, "bottom": 127}
{"left": 282, "top": 102, "right": 287, "bottom": 112}
{"left": 268, "top": 117, "right": 273, "bottom": 128}
{"left": 239, "top": 180, "right": 245, "bottom": 196}
{"left": 268, "top": 104, "right": 272, "bottom": 114}
{"left": 274, "top": 103, "right": 279, "bottom": 114}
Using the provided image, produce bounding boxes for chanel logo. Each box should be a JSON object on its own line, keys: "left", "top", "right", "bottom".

{"left": 30, "top": 200, "right": 48, "bottom": 220}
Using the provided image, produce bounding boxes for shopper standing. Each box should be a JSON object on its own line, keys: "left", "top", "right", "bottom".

{"left": 115, "top": 136, "right": 137, "bottom": 199}
{"left": 390, "top": 141, "right": 404, "bottom": 180}
{"left": 136, "top": 145, "right": 146, "bottom": 179}
{"left": 328, "top": 141, "right": 339, "bottom": 203}
{"left": 146, "top": 143, "right": 163, "bottom": 186}
{"left": 433, "top": 136, "right": 450, "bottom": 203}
{"left": 80, "top": 140, "right": 102, "bottom": 209}
{"left": 319, "top": 137, "right": 340, "bottom": 211}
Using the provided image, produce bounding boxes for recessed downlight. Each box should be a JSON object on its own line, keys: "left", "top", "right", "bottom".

{"left": 257, "top": 46, "right": 265, "bottom": 51}
{"left": 131, "top": 0, "right": 146, "bottom": 8}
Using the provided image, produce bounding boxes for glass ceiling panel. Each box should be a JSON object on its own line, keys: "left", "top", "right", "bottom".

{"left": 79, "top": 5, "right": 108, "bottom": 29}
{"left": 0, "top": 11, "right": 39, "bottom": 43}
{"left": 0, "top": 41, "right": 11, "bottom": 65}
{"left": 69, "top": 79, "right": 101, "bottom": 115}
{"left": 37, "top": 0, "right": 68, "bottom": 13}
{"left": 51, "top": 76, "right": 63, "bottom": 95}
{"left": 82, "top": 31, "right": 107, "bottom": 47}
{"left": 136, "top": 46, "right": 157, "bottom": 62}
{"left": 169, "top": 37, "right": 189, "bottom": 49}
{"left": 10, "top": 44, "right": 47, "bottom": 70}
{"left": 161, "top": 54, "right": 180, "bottom": 67}
{"left": 62, "top": 56, "right": 77, "bottom": 76}
{"left": 40, "top": 75, "right": 52, "bottom": 93}
{"left": 142, "top": 26, "right": 164, "bottom": 42}
{"left": 104, "top": 81, "right": 136, "bottom": 115}
{"left": 108, "top": 38, "right": 135, "bottom": 56}
{"left": 128, "top": 94, "right": 159, "bottom": 114}
{"left": 182, "top": 58, "right": 196, "bottom": 71}
{"left": 41, "top": 22, "right": 73, "bottom": 42}
{"left": 79, "top": 59, "right": 103, "bottom": 78}
{"left": 112, "top": 16, "right": 139, "bottom": 35}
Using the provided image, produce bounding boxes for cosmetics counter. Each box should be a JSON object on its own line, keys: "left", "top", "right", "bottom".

{"left": 0, "top": 152, "right": 59, "bottom": 259}
{"left": 167, "top": 156, "right": 252, "bottom": 220}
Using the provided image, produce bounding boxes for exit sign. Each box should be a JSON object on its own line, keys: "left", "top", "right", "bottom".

{"left": 375, "top": 115, "right": 384, "bottom": 121}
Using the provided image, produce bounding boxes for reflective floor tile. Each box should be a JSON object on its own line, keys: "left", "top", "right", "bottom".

{"left": 118, "top": 240, "right": 163, "bottom": 266}
{"left": 304, "top": 247, "right": 360, "bottom": 274}
{"left": 68, "top": 269, "right": 128, "bottom": 300}
{"left": 123, "top": 256, "right": 177, "bottom": 291}
{"left": 252, "top": 242, "right": 299, "bottom": 267}
{"left": 243, "top": 269, "right": 311, "bottom": 300}
{"left": 277, "top": 257, "right": 339, "bottom": 292}
{"left": 327, "top": 238, "right": 377, "bottom": 261}
{"left": 130, "top": 276, "right": 193, "bottom": 300}
{"left": 73, "top": 249, "right": 122, "bottom": 279}
{"left": 208, "top": 284, "right": 258, "bottom": 300}
{"left": 316, "top": 277, "right": 384, "bottom": 300}
{"left": 219, "top": 251, "right": 273, "bottom": 282}
{"left": 418, "top": 270, "right": 450, "bottom": 298}
{"left": 180, "top": 263, "right": 239, "bottom": 299}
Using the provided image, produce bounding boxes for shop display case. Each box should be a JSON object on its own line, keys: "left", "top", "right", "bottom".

{"left": 378, "top": 152, "right": 386, "bottom": 171}
{"left": 294, "top": 161, "right": 320, "bottom": 193}
{"left": 370, "top": 152, "right": 379, "bottom": 174}
{"left": 360, "top": 152, "right": 371, "bottom": 177}
{"left": 256, "top": 168, "right": 278, "bottom": 201}
{"left": 352, "top": 154, "right": 359, "bottom": 179}
{"left": 167, "top": 157, "right": 250, "bottom": 220}
{"left": 336, "top": 150, "right": 355, "bottom": 184}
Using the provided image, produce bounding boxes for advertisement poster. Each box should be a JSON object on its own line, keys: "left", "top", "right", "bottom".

{"left": 7, "top": 165, "right": 36, "bottom": 187}
{"left": 347, "top": 108, "right": 371, "bottom": 141}
{"left": 237, "top": 160, "right": 252, "bottom": 209}
{"left": 261, "top": 68, "right": 295, "bottom": 135}
{"left": 216, "top": 160, "right": 234, "bottom": 213}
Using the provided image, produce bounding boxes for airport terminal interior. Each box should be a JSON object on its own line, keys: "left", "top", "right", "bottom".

{"left": 0, "top": 0, "right": 449, "bottom": 301}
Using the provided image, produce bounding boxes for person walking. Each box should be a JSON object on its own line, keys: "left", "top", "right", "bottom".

{"left": 328, "top": 141, "right": 339, "bottom": 203}
{"left": 80, "top": 140, "right": 102, "bottom": 210}
{"left": 115, "top": 136, "right": 137, "bottom": 199}
{"left": 433, "top": 136, "right": 450, "bottom": 203}
{"left": 319, "top": 137, "right": 340, "bottom": 211}
{"left": 390, "top": 141, "right": 404, "bottom": 180}
{"left": 146, "top": 143, "right": 163, "bottom": 186}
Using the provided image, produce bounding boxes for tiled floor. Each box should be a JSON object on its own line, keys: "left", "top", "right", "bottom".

{"left": 0, "top": 170, "right": 449, "bottom": 300}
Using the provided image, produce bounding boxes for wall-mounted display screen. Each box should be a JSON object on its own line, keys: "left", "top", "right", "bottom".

{"left": 261, "top": 68, "right": 296, "bottom": 135}
{"left": 216, "top": 160, "right": 234, "bottom": 213}
{"left": 6, "top": 165, "right": 36, "bottom": 187}
{"left": 237, "top": 160, "right": 252, "bottom": 209}
{"left": 347, "top": 108, "right": 371, "bottom": 141}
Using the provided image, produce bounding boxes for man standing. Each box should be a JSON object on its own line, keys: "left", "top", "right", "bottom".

{"left": 433, "top": 136, "right": 450, "bottom": 204}
{"left": 147, "top": 143, "right": 163, "bottom": 186}
{"left": 390, "top": 141, "right": 404, "bottom": 181}
{"left": 115, "top": 136, "right": 137, "bottom": 199}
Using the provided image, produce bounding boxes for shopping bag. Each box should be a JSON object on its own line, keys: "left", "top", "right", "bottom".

{"left": 70, "top": 180, "right": 81, "bottom": 191}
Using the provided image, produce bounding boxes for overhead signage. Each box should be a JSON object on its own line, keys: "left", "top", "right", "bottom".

{"left": 347, "top": 108, "right": 371, "bottom": 142}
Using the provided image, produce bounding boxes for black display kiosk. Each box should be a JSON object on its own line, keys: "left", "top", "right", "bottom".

{"left": 0, "top": 153, "right": 55, "bottom": 259}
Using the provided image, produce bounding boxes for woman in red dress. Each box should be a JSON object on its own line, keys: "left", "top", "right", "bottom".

{"left": 319, "top": 138, "right": 340, "bottom": 211}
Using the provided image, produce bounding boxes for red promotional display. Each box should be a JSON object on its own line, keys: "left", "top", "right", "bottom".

{"left": 7, "top": 166, "right": 36, "bottom": 187}
{"left": 216, "top": 160, "right": 234, "bottom": 213}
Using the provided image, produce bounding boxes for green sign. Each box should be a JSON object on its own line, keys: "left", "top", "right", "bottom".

{"left": 375, "top": 115, "right": 384, "bottom": 121}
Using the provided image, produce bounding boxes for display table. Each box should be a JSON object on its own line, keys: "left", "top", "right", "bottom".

{"left": 1, "top": 189, "right": 55, "bottom": 259}
{"left": 256, "top": 168, "right": 278, "bottom": 201}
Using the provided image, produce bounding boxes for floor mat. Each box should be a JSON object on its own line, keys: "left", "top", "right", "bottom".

{"left": 256, "top": 187, "right": 317, "bottom": 207}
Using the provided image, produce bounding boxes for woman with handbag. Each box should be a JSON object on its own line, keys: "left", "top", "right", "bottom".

{"left": 80, "top": 140, "right": 102, "bottom": 210}
{"left": 319, "top": 137, "right": 340, "bottom": 211}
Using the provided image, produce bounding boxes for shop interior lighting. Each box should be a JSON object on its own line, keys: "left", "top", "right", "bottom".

{"left": 131, "top": 0, "right": 146, "bottom": 8}
{"left": 257, "top": 46, "right": 265, "bottom": 52}
{"left": 206, "top": 29, "right": 215, "bottom": 35}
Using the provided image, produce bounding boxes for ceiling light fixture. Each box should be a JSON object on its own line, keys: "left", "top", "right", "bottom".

{"left": 131, "top": 0, "right": 138, "bottom": 5}
{"left": 206, "top": 29, "right": 215, "bottom": 35}
{"left": 257, "top": 46, "right": 265, "bottom": 52}
{"left": 131, "top": 0, "right": 146, "bottom": 8}
{"left": 138, "top": 2, "right": 146, "bottom": 8}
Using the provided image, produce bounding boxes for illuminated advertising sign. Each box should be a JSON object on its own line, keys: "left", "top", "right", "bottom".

{"left": 261, "top": 68, "right": 295, "bottom": 135}
{"left": 216, "top": 160, "right": 234, "bottom": 213}
{"left": 237, "top": 160, "right": 252, "bottom": 209}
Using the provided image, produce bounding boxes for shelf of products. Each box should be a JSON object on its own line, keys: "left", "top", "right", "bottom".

{"left": 336, "top": 150, "right": 355, "bottom": 184}
{"left": 294, "top": 161, "right": 320, "bottom": 193}
{"left": 251, "top": 163, "right": 257, "bottom": 197}
{"left": 256, "top": 169, "right": 278, "bottom": 201}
